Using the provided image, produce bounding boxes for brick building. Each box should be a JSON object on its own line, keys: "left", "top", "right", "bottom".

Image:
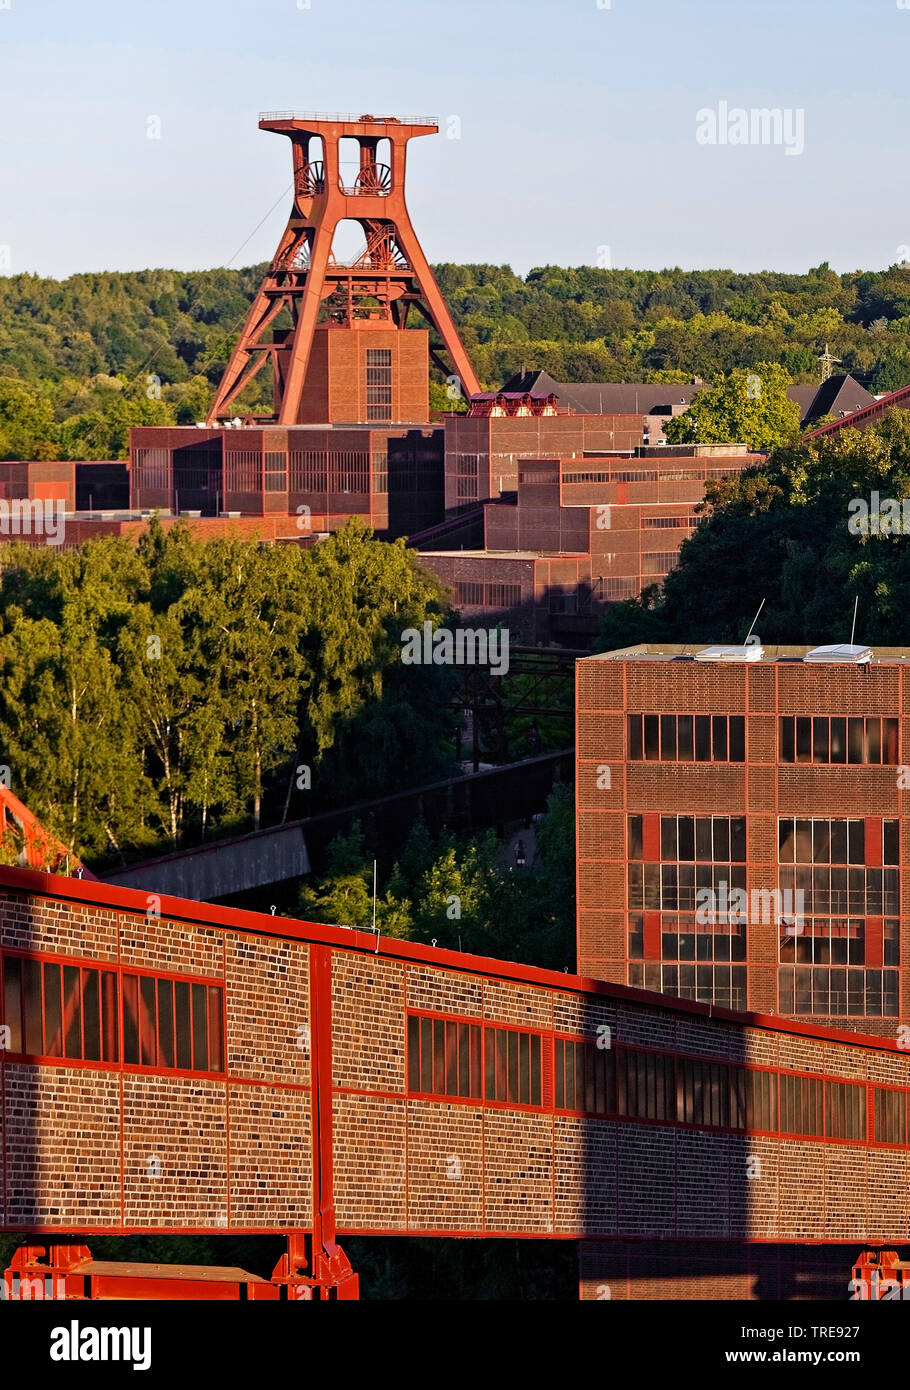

{"left": 423, "top": 444, "right": 760, "bottom": 643}
{"left": 127, "top": 422, "right": 444, "bottom": 539}
{"left": 576, "top": 641, "right": 910, "bottom": 1037}
{"left": 4, "top": 864, "right": 910, "bottom": 1300}
{"left": 443, "top": 408, "right": 647, "bottom": 514}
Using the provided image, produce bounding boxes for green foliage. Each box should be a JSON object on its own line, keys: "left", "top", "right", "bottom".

{"left": 300, "top": 781, "right": 576, "bottom": 971}
{"left": 0, "top": 521, "right": 455, "bottom": 861}
{"left": 663, "top": 364, "right": 802, "bottom": 451}
{"left": 5, "top": 261, "right": 910, "bottom": 456}
{"left": 595, "top": 407, "right": 910, "bottom": 651}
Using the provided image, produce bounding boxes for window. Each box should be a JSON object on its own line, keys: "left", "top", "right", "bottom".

{"left": 366, "top": 348, "right": 392, "bottom": 421}
{"left": 618, "top": 1048, "right": 675, "bottom": 1121}
{"left": 406, "top": 1013, "right": 541, "bottom": 1107}
{"left": 407, "top": 1014, "right": 481, "bottom": 1099}
{"left": 554, "top": 1037, "right": 616, "bottom": 1114}
{"left": 2, "top": 955, "right": 119, "bottom": 1063}
{"left": 121, "top": 971, "right": 223, "bottom": 1073}
{"left": 778, "top": 817, "right": 900, "bottom": 1016}
{"left": 677, "top": 1057, "right": 729, "bottom": 1128}
{"left": 0, "top": 952, "right": 223, "bottom": 1074}
{"left": 290, "top": 450, "right": 328, "bottom": 493}
{"left": 224, "top": 450, "right": 260, "bottom": 493}
{"left": 641, "top": 552, "right": 679, "bottom": 576}
{"left": 132, "top": 447, "right": 170, "bottom": 491}
{"left": 825, "top": 1080, "right": 866, "bottom": 1140}
{"left": 628, "top": 714, "right": 745, "bottom": 763}
{"left": 642, "top": 516, "right": 696, "bottom": 530}
{"left": 484, "top": 1025, "right": 542, "bottom": 1106}
{"left": 874, "top": 1088, "right": 909, "bottom": 1145}
{"left": 779, "top": 1072, "right": 824, "bottom": 1136}
{"left": 372, "top": 450, "right": 388, "bottom": 495}
{"left": 779, "top": 715, "right": 899, "bottom": 765}
{"left": 329, "top": 451, "right": 369, "bottom": 493}
{"left": 264, "top": 450, "right": 287, "bottom": 493}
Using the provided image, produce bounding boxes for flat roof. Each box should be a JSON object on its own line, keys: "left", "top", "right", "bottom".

{"left": 588, "top": 642, "right": 910, "bottom": 666}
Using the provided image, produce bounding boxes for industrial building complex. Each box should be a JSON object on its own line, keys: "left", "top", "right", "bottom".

{"left": 4, "top": 106, "right": 910, "bottom": 1308}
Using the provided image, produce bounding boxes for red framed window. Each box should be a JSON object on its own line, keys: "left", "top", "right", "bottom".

{"left": 1, "top": 951, "right": 223, "bottom": 1075}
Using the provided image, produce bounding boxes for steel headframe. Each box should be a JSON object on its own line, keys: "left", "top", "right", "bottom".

{"left": 207, "top": 112, "right": 480, "bottom": 424}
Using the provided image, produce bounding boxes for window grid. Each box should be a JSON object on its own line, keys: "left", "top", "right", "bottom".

{"left": 1, "top": 950, "right": 224, "bottom": 1074}
{"left": 628, "top": 713, "right": 746, "bottom": 762}
{"left": 779, "top": 715, "right": 899, "bottom": 766}
{"left": 777, "top": 817, "right": 901, "bottom": 1017}
{"left": 551, "top": 1036, "right": 867, "bottom": 1143}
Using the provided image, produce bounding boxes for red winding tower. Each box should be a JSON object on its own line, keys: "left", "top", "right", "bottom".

{"left": 208, "top": 111, "right": 480, "bottom": 425}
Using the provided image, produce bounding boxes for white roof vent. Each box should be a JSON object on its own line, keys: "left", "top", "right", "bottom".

{"left": 695, "top": 643, "right": 763, "bottom": 664}
{"left": 804, "top": 643, "right": 873, "bottom": 664}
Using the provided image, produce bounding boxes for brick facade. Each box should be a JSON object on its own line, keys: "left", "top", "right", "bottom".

{"left": 3, "top": 871, "right": 910, "bottom": 1277}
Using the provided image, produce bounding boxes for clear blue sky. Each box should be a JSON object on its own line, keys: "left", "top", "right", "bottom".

{"left": 1, "top": 0, "right": 907, "bottom": 281}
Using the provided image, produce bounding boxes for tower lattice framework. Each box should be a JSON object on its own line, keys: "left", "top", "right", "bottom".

{"left": 208, "top": 111, "right": 480, "bottom": 424}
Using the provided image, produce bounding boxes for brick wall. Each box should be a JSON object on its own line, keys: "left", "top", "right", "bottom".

{"left": 4, "top": 880, "right": 910, "bottom": 1265}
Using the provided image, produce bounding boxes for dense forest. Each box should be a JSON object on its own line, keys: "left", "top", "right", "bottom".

{"left": 0, "top": 520, "right": 459, "bottom": 864}
{"left": 4, "top": 260, "right": 910, "bottom": 457}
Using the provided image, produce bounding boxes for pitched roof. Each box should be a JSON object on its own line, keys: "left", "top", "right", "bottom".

{"left": 498, "top": 370, "right": 701, "bottom": 416}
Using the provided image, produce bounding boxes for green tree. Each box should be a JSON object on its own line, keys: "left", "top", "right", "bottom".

{"left": 664, "top": 363, "right": 802, "bottom": 451}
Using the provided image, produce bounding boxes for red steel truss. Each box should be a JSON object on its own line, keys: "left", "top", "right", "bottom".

{"left": 207, "top": 112, "right": 480, "bottom": 424}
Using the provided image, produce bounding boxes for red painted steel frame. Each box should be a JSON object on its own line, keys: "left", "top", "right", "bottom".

{"left": 208, "top": 113, "right": 480, "bottom": 424}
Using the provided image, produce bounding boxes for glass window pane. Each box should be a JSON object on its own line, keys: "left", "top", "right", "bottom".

{"left": 140, "top": 975, "right": 157, "bottom": 1067}
{"left": 420, "top": 1016, "right": 433, "bottom": 1092}
{"left": 628, "top": 714, "right": 642, "bottom": 760}
{"left": 43, "top": 962, "right": 63, "bottom": 1057}
{"left": 644, "top": 714, "right": 660, "bottom": 760}
{"left": 207, "top": 987, "right": 223, "bottom": 1072}
{"left": 780, "top": 717, "right": 795, "bottom": 763}
{"left": 677, "top": 715, "right": 694, "bottom": 761}
{"left": 175, "top": 980, "right": 192, "bottom": 1070}
{"left": 433, "top": 1018, "right": 445, "bottom": 1094}
{"left": 408, "top": 1015, "right": 419, "bottom": 1090}
{"left": 470, "top": 1025, "right": 481, "bottom": 1098}
{"left": 830, "top": 717, "right": 847, "bottom": 764}
{"left": 102, "top": 971, "right": 118, "bottom": 1063}
{"left": 812, "top": 717, "right": 829, "bottom": 763}
{"left": 445, "top": 1020, "right": 458, "bottom": 1096}
{"left": 712, "top": 715, "right": 728, "bottom": 761}
{"left": 82, "top": 969, "right": 101, "bottom": 1062}
{"left": 158, "top": 979, "right": 175, "bottom": 1069}
{"left": 848, "top": 717, "right": 864, "bottom": 764}
{"left": 23, "top": 958, "right": 42, "bottom": 1055}
{"left": 192, "top": 983, "right": 208, "bottom": 1072}
{"left": 660, "top": 715, "right": 677, "bottom": 761}
{"left": 729, "top": 716, "right": 745, "bottom": 762}
{"left": 796, "top": 717, "right": 812, "bottom": 762}
{"left": 123, "top": 975, "right": 139, "bottom": 1065}
{"left": 4, "top": 956, "right": 22, "bottom": 1053}
{"left": 63, "top": 965, "right": 81, "bottom": 1059}
{"left": 695, "top": 716, "right": 711, "bottom": 761}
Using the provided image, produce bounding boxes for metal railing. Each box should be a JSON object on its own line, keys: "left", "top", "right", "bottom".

{"left": 259, "top": 110, "right": 437, "bottom": 126}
